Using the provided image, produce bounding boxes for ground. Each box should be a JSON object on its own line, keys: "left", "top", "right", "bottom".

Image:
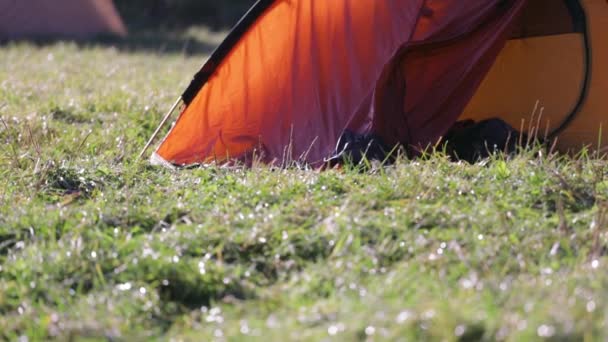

{"left": 1, "top": 29, "right": 608, "bottom": 341}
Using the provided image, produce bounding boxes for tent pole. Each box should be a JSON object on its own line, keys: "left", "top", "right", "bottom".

{"left": 137, "top": 97, "right": 183, "bottom": 161}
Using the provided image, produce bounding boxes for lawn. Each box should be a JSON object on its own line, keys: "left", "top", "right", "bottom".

{"left": 1, "top": 29, "right": 608, "bottom": 341}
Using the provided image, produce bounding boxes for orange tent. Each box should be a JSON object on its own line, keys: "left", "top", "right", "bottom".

{"left": 147, "top": 0, "right": 607, "bottom": 167}
{"left": 0, "top": 0, "right": 127, "bottom": 39}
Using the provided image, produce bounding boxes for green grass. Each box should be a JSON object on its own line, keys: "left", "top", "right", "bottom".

{"left": 1, "top": 35, "right": 608, "bottom": 341}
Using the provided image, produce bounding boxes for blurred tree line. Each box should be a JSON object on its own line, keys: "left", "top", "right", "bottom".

{"left": 116, "top": 0, "right": 256, "bottom": 29}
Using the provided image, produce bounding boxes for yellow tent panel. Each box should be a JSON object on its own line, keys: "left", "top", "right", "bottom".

{"left": 463, "top": 0, "right": 608, "bottom": 152}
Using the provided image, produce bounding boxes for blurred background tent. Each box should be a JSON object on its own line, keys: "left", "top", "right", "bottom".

{"left": 115, "top": 0, "right": 254, "bottom": 30}
{"left": 0, "top": 0, "right": 127, "bottom": 39}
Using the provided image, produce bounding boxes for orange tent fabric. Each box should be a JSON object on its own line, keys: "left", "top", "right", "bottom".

{"left": 0, "top": 0, "right": 127, "bottom": 39}
{"left": 155, "top": 0, "right": 527, "bottom": 167}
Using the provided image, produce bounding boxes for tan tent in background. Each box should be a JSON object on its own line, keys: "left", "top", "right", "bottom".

{"left": 0, "top": 0, "right": 127, "bottom": 39}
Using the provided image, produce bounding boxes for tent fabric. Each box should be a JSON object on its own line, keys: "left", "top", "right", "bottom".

{"left": 548, "top": 0, "right": 608, "bottom": 152}
{"left": 156, "top": 0, "right": 526, "bottom": 166}
{"left": 153, "top": 0, "right": 608, "bottom": 167}
{"left": 571, "top": 0, "right": 608, "bottom": 151}
{"left": 462, "top": 34, "right": 586, "bottom": 136}
{"left": 345, "top": 1, "right": 526, "bottom": 153}
{"left": 464, "top": 0, "right": 608, "bottom": 152}
{"left": 510, "top": 0, "right": 586, "bottom": 38}
{"left": 0, "top": 0, "right": 127, "bottom": 39}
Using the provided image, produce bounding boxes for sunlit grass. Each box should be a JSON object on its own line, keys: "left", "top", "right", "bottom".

{"left": 1, "top": 40, "right": 608, "bottom": 341}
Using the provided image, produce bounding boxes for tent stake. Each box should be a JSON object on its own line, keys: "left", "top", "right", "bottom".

{"left": 137, "top": 97, "right": 183, "bottom": 161}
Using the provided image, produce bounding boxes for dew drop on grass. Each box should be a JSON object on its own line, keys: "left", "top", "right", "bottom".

{"left": 240, "top": 321, "right": 250, "bottom": 335}
{"left": 50, "top": 313, "right": 59, "bottom": 324}
{"left": 328, "top": 323, "right": 345, "bottom": 336}
{"left": 537, "top": 324, "right": 555, "bottom": 338}
{"left": 266, "top": 314, "right": 278, "bottom": 329}
{"left": 517, "top": 320, "right": 527, "bottom": 331}
{"left": 144, "top": 301, "right": 154, "bottom": 311}
{"left": 454, "top": 325, "right": 466, "bottom": 337}
{"left": 328, "top": 325, "right": 339, "bottom": 336}
{"left": 541, "top": 268, "right": 553, "bottom": 275}
{"left": 549, "top": 242, "right": 560, "bottom": 256}
{"left": 117, "top": 283, "right": 132, "bottom": 291}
